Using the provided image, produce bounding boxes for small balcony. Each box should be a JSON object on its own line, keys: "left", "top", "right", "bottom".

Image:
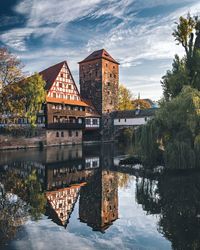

{"left": 46, "top": 122, "right": 85, "bottom": 130}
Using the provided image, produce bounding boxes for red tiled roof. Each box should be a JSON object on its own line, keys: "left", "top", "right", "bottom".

{"left": 46, "top": 96, "right": 89, "bottom": 107}
{"left": 78, "top": 49, "right": 119, "bottom": 64}
{"left": 39, "top": 61, "right": 66, "bottom": 90}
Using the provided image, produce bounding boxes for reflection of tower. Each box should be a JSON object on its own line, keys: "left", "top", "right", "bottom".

{"left": 79, "top": 170, "right": 118, "bottom": 233}
{"left": 46, "top": 184, "right": 85, "bottom": 227}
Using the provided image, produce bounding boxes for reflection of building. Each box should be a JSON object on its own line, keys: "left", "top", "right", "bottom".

{"left": 46, "top": 184, "right": 85, "bottom": 227}
{"left": 79, "top": 170, "right": 118, "bottom": 233}
{"left": 45, "top": 148, "right": 100, "bottom": 227}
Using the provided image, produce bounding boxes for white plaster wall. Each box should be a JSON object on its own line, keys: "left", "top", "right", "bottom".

{"left": 114, "top": 117, "right": 148, "bottom": 126}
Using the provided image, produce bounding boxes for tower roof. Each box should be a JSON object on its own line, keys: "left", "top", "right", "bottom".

{"left": 78, "top": 49, "right": 120, "bottom": 64}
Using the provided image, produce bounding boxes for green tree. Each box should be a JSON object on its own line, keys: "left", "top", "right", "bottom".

{"left": 118, "top": 84, "right": 133, "bottom": 110}
{"left": 162, "top": 14, "right": 200, "bottom": 100}
{"left": 135, "top": 14, "right": 200, "bottom": 169}
{"left": 23, "top": 73, "right": 46, "bottom": 126}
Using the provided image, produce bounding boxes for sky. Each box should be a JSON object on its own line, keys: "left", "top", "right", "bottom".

{"left": 1, "top": 0, "right": 200, "bottom": 100}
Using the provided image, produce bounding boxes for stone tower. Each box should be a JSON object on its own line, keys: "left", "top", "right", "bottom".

{"left": 79, "top": 49, "right": 119, "bottom": 115}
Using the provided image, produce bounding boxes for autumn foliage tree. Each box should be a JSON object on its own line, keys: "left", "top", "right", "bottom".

{"left": 118, "top": 84, "right": 133, "bottom": 110}
{"left": 0, "top": 47, "right": 46, "bottom": 126}
{"left": 132, "top": 99, "right": 151, "bottom": 109}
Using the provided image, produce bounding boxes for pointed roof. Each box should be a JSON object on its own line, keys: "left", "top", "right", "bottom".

{"left": 46, "top": 184, "right": 86, "bottom": 228}
{"left": 39, "top": 61, "right": 65, "bottom": 90}
{"left": 78, "top": 49, "right": 119, "bottom": 65}
{"left": 39, "top": 60, "right": 78, "bottom": 93}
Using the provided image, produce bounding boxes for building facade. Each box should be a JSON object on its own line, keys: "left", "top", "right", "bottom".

{"left": 79, "top": 49, "right": 119, "bottom": 115}
{"left": 39, "top": 61, "right": 90, "bottom": 145}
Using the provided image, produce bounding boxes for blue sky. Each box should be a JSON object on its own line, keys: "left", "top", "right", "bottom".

{"left": 1, "top": 0, "right": 200, "bottom": 100}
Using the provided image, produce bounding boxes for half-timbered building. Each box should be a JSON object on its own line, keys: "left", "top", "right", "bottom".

{"left": 39, "top": 61, "right": 89, "bottom": 145}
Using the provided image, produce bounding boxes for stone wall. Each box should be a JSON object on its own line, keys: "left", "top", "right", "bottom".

{"left": 102, "top": 58, "right": 119, "bottom": 113}
{"left": 0, "top": 129, "right": 83, "bottom": 150}
{"left": 79, "top": 58, "right": 119, "bottom": 115}
{"left": 46, "top": 129, "right": 82, "bottom": 146}
{"left": 79, "top": 58, "right": 103, "bottom": 114}
{"left": 0, "top": 130, "right": 46, "bottom": 150}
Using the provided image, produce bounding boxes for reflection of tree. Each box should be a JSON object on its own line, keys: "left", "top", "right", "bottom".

{"left": 0, "top": 191, "right": 28, "bottom": 244}
{"left": 136, "top": 173, "right": 200, "bottom": 250}
{"left": 136, "top": 178, "right": 161, "bottom": 215}
{"left": 0, "top": 170, "right": 46, "bottom": 244}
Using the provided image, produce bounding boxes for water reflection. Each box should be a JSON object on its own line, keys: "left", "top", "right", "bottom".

{"left": 0, "top": 144, "right": 200, "bottom": 249}
{"left": 0, "top": 170, "right": 46, "bottom": 244}
{"left": 79, "top": 170, "right": 118, "bottom": 233}
{"left": 136, "top": 172, "right": 200, "bottom": 250}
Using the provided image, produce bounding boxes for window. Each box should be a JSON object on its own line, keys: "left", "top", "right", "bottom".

{"left": 110, "top": 73, "right": 112, "bottom": 77}
{"left": 68, "top": 130, "right": 72, "bottom": 137}
{"left": 118, "top": 119, "right": 120, "bottom": 122}
{"left": 56, "top": 132, "right": 59, "bottom": 137}
{"left": 61, "top": 131, "right": 64, "bottom": 137}
{"left": 60, "top": 94, "right": 63, "bottom": 98}
{"left": 59, "top": 83, "right": 62, "bottom": 88}
{"left": 68, "top": 85, "right": 71, "bottom": 89}
{"left": 107, "top": 82, "right": 110, "bottom": 86}
{"left": 53, "top": 93, "right": 56, "bottom": 98}
{"left": 67, "top": 74, "right": 70, "bottom": 79}
{"left": 93, "top": 119, "right": 98, "bottom": 125}
{"left": 76, "top": 131, "right": 78, "bottom": 137}
{"left": 53, "top": 116, "right": 58, "bottom": 123}
{"left": 125, "top": 118, "right": 126, "bottom": 122}
{"left": 67, "top": 95, "right": 70, "bottom": 99}
{"left": 113, "top": 66, "right": 115, "bottom": 69}
{"left": 106, "top": 63, "right": 108, "bottom": 67}
{"left": 60, "top": 73, "right": 63, "bottom": 77}
{"left": 86, "top": 119, "right": 91, "bottom": 125}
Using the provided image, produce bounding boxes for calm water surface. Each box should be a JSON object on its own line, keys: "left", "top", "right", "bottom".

{"left": 0, "top": 143, "right": 199, "bottom": 250}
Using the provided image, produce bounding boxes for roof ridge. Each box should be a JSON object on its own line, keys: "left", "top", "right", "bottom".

{"left": 78, "top": 49, "right": 119, "bottom": 64}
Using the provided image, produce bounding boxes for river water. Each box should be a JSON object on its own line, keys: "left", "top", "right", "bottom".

{"left": 0, "top": 143, "right": 199, "bottom": 250}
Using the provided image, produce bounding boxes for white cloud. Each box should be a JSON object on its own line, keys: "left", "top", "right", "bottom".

{"left": 1, "top": 0, "right": 200, "bottom": 100}
{"left": 14, "top": 0, "right": 103, "bottom": 27}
